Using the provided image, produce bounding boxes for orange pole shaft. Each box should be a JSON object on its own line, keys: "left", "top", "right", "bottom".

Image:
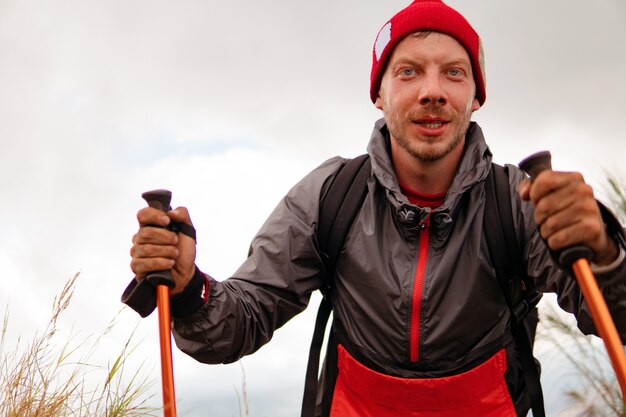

{"left": 156, "top": 285, "right": 177, "bottom": 417}
{"left": 572, "top": 258, "right": 626, "bottom": 401}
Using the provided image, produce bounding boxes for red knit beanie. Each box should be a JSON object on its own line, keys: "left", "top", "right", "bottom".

{"left": 370, "top": 0, "right": 486, "bottom": 105}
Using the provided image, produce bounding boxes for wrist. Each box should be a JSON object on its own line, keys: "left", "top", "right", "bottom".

{"left": 171, "top": 267, "right": 196, "bottom": 296}
{"left": 170, "top": 267, "right": 210, "bottom": 318}
{"left": 594, "top": 236, "right": 620, "bottom": 266}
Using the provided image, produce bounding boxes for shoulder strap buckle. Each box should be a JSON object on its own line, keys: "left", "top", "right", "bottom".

{"left": 512, "top": 290, "right": 542, "bottom": 323}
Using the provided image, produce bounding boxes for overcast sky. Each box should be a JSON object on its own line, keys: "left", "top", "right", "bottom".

{"left": 1, "top": 1, "right": 625, "bottom": 416}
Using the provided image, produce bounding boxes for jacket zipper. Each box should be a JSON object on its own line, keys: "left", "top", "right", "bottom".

{"left": 410, "top": 215, "right": 430, "bottom": 362}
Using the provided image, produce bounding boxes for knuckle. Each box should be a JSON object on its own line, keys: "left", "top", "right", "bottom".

{"left": 534, "top": 206, "right": 547, "bottom": 225}
{"left": 548, "top": 230, "right": 569, "bottom": 251}
{"left": 137, "top": 207, "right": 152, "bottom": 222}
{"left": 546, "top": 235, "right": 562, "bottom": 251}
{"left": 583, "top": 217, "right": 602, "bottom": 238}
{"left": 130, "top": 259, "right": 145, "bottom": 277}
{"left": 571, "top": 171, "right": 585, "bottom": 183}
{"left": 542, "top": 216, "right": 557, "bottom": 235}
{"left": 135, "top": 226, "right": 157, "bottom": 242}
{"left": 576, "top": 182, "right": 594, "bottom": 198}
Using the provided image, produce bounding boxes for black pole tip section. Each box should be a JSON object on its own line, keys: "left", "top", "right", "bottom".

{"left": 519, "top": 151, "right": 552, "bottom": 180}
{"left": 146, "top": 270, "right": 176, "bottom": 288}
{"left": 142, "top": 189, "right": 172, "bottom": 212}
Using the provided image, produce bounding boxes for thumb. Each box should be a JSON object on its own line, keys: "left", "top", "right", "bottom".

{"left": 168, "top": 206, "right": 193, "bottom": 225}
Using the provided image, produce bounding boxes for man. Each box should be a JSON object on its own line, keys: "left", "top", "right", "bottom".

{"left": 122, "top": 1, "right": 626, "bottom": 416}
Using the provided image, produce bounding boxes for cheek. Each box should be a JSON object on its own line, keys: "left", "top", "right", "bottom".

{"left": 460, "top": 95, "right": 478, "bottom": 114}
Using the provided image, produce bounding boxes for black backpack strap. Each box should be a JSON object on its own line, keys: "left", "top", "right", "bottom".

{"left": 301, "top": 154, "right": 371, "bottom": 417}
{"left": 483, "top": 163, "right": 545, "bottom": 417}
{"left": 317, "top": 154, "right": 372, "bottom": 283}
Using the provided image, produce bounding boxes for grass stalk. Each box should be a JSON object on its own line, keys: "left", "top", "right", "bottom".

{"left": 0, "top": 272, "right": 157, "bottom": 417}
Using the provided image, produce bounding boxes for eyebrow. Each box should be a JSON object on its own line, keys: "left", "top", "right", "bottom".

{"left": 444, "top": 58, "right": 472, "bottom": 68}
{"left": 390, "top": 56, "right": 471, "bottom": 69}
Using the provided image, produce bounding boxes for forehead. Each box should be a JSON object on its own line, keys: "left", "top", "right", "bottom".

{"left": 390, "top": 32, "right": 471, "bottom": 65}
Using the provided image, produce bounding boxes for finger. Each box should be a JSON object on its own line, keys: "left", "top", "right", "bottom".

{"left": 130, "top": 243, "right": 180, "bottom": 260}
{"left": 543, "top": 217, "right": 603, "bottom": 252}
{"left": 533, "top": 188, "right": 580, "bottom": 226}
{"left": 133, "top": 227, "right": 179, "bottom": 245}
{"left": 540, "top": 201, "right": 605, "bottom": 249}
{"left": 168, "top": 206, "right": 193, "bottom": 225}
{"left": 531, "top": 174, "right": 592, "bottom": 225}
{"left": 544, "top": 226, "right": 580, "bottom": 252}
{"left": 539, "top": 214, "right": 578, "bottom": 249}
{"left": 168, "top": 207, "right": 197, "bottom": 243}
{"left": 137, "top": 207, "right": 171, "bottom": 228}
{"left": 538, "top": 191, "right": 599, "bottom": 233}
{"left": 528, "top": 171, "right": 585, "bottom": 205}
{"left": 130, "top": 257, "right": 176, "bottom": 280}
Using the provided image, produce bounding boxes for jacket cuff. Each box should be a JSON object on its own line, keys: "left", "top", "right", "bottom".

{"left": 121, "top": 266, "right": 210, "bottom": 318}
{"left": 591, "top": 245, "right": 626, "bottom": 274}
{"left": 170, "top": 267, "right": 210, "bottom": 318}
{"left": 592, "top": 201, "right": 626, "bottom": 284}
{"left": 121, "top": 276, "right": 157, "bottom": 318}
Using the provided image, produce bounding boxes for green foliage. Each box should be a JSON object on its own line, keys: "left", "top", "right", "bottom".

{"left": 0, "top": 272, "right": 157, "bottom": 417}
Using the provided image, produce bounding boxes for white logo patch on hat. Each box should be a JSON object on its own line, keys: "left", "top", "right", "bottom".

{"left": 374, "top": 22, "right": 392, "bottom": 61}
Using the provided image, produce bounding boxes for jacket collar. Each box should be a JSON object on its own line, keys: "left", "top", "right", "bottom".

{"left": 366, "top": 118, "right": 493, "bottom": 235}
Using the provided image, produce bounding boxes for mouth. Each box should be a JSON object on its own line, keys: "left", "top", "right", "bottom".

{"left": 413, "top": 117, "right": 449, "bottom": 128}
{"left": 411, "top": 117, "right": 449, "bottom": 135}
{"left": 418, "top": 121, "right": 447, "bottom": 129}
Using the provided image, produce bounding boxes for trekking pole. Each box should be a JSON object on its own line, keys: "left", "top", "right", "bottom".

{"left": 142, "top": 189, "right": 177, "bottom": 417}
{"left": 519, "top": 151, "right": 626, "bottom": 402}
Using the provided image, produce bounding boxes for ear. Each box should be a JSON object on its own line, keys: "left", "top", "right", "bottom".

{"left": 374, "top": 95, "right": 383, "bottom": 110}
{"left": 471, "top": 98, "right": 480, "bottom": 112}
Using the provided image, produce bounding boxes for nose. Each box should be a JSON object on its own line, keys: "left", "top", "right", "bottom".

{"left": 418, "top": 73, "right": 447, "bottom": 106}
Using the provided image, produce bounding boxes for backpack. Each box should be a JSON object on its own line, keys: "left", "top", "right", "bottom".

{"left": 301, "top": 154, "right": 545, "bottom": 417}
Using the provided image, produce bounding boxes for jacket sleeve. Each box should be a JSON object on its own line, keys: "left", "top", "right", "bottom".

{"left": 508, "top": 166, "right": 626, "bottom": 341}
{"left": 169, "top": 157, "right": 346, "bottom": 364}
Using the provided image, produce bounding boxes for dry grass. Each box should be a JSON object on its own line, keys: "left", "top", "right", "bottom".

{"left": 0, "top": 272, "right": 157, "bottom": 417}
{"left": 234, "top": 362, "right": 249, "bottom": 417}
{"left": 538, "top": 301, "right": 625, "bottom": 417}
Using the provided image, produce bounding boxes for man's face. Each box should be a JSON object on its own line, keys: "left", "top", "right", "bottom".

{"left": 375, "top": 32, "right": 480, "bottom": 163}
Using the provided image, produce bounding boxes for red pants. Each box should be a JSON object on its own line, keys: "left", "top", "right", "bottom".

{"left": 330, "top": 345, "right": 516, "bottom": 417}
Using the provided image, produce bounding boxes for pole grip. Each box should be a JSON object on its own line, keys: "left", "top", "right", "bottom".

{"left": 518, "top": 150, "right": 552, "bottom": 180}
{"left": 142, "top": 189, "right": 172, "bottom": 212}
{"left": 518, "top": 151, "right": 594, "bottom": 268}
{"left": 142, "top": 189, "right": 176, "bottom": 288}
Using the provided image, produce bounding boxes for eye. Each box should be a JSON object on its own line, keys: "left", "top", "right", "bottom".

{"left": 447, "top": 68, "right": 464, "bottom": 77}
{"left": 401, "top": 68, "right": 415, "bottom": 77}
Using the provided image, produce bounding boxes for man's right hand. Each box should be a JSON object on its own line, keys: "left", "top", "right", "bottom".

{"left": 130, "top": 206, "right": 197, "bottom": 295}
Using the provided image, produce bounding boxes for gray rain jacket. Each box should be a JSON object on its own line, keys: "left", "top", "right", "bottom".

{"left": 122, "top": 119, "right": 626, "bottom": 416}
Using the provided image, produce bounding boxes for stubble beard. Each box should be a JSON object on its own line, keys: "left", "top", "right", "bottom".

{"left": 388, "top": 106, "right": 473, "bottom": 162}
